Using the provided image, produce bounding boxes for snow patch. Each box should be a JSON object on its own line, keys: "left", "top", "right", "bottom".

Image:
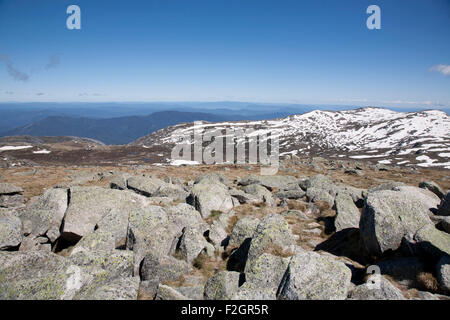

{"left": 0, "top": 145, "right": 33, "bottom": 152}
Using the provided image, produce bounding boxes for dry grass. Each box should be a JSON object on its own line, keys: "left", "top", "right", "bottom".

{"left": 226, "top": 215, "right": 240, "bottom": 234}
{"left": 314, "top": 200, "right": 336, "bottom": 218}
{"left": 161, "top": 275, "right": 187, "bottom": 288}
{"left": 191, "top": 251, "right": 227, "bottom": 280}
{"left": 287, "top": 200, "right": 309, "bottom": 211}
{"left": 416, "top": 272, "right": 440, "bottom": 293}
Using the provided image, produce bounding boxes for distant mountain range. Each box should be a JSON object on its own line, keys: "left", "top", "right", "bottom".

{"left": 1, "top": 102, "right": 448, "bottom": 145}
{"left": 1, "top": 111, "right": 230, "bottom": 145}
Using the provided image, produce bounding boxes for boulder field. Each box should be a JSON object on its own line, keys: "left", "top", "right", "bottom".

{"left": 0, "top": 171, "right": 449, "bottom": 300}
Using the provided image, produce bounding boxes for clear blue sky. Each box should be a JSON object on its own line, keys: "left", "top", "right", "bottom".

{"left": 0, "top": 0, "right": 449, "bottom": 109}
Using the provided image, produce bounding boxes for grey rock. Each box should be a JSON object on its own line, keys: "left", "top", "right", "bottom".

{"left": 195, "top": 173, "right": 231, "bottom": 187}
{"left": 204, "top": 271, "right": 240, "bottom": 300}
{"left": 242, "top": 184, "right": 275, "bottom": 206}
{"left": 0, "top": 194, "right": 24, "bottom": 208}
{"left": 126, "top": 206, "right": 175, "bottom": 275}
{"left": 0, "top": 213, "right": 22, "bottom": 250}
{"left": 334, "top": 193, "right": 361, "bottom": 232}
{"left": 126, "top": 176, "right": 167, "bottom": 197}
{"left": 394, "top": 186, "right": 440, "bottom": 213}
{"left": 20, "top": 188, "right": 68, "bottom": 243}
{"left": 186, "top": 180, "right": 234, "bottom": 218}
{"left": 360, "top": 189, "right": 433, "bottom": 256}
{"left": 141, "top": 253, "right": 192, "bottom": 283}
{"left": 229, "top": 188, "right": 260, "bottom": 204}
{"left": 245, "top": 214, "right": 296, "bottom": 270}
{"left": 70, "top": 229, "right": 116, "bottom": 254}
{"left": 238, "top": 175, "right": 298, "bottom": 190}
{"left": 229, "top": 217, "right": 260, "bottom": 248}
{"left": 109, "top": 173, "right": 131, "bottom": 190}
{"left": 231, "top": 285, "right": 276, "bottom": 300}
{"left": 166, "top": 203, "right": 206, "bottom": 237}
{"left": 306, "top": 187, "right": 334, "bottom": 206}
{"left": 0, "top": 251, "right": 92, "bottom": 300}
{"left": 155, "top": 284, "right": 189, "bottom": 300}
{"left": 274, "top": 189, "right": 306, "bottom": 200}
{"left": 244, "top": 253, "right": 290, "bottom": 294}
{"left": 77, "top": 276, "right": 139, "bottom": 300}
{"left": 419, "top": 181, "right": 445, "bottom": 199}
{"left": 69, "top": 249, "right": 134, "bottom": 279}
{"left": 368, "top": 181, "right": 405, "bottom": 193}
{"left": 277, "top": 250, "right": 352, "bottom": 300}
{"left": 436, "top": 255, "right": 450, "bottom": 293}
{"left": 62, "top": 187, "right": 148, "bottom": 241}
{"left": 95, "top": 208, "right": 129, "bottom": 249}
{"left": 0, "top": 183, "right": 23, "bottom": 195}
{"left": 414, "top": 224, "right": 450, "bottom": 258}
{"left": 177, "top": 285, "right": 204, "bottom": 300}
{"left": 177, "top": 226, "right": 210, "bottom": 264}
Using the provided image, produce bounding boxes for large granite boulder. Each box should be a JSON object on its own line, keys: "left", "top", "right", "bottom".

{"left": 360, "top": 189, "right": 433, "bottom": 256}
{"left": 277, "top": 250, "right": 352, "bottom": 300}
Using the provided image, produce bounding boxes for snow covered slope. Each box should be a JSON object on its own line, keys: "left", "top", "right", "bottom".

{"left": 131, "top": 107, "right": 450, "bottom": 168}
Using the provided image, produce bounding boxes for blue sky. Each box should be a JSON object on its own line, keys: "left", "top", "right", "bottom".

{"left": 0, "top": 0, "right": 449, "bottom": 109}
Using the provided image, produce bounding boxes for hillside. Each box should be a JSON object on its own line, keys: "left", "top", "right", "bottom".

{"left": 132, "top": 107, "right": 450, "bottom": 169}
